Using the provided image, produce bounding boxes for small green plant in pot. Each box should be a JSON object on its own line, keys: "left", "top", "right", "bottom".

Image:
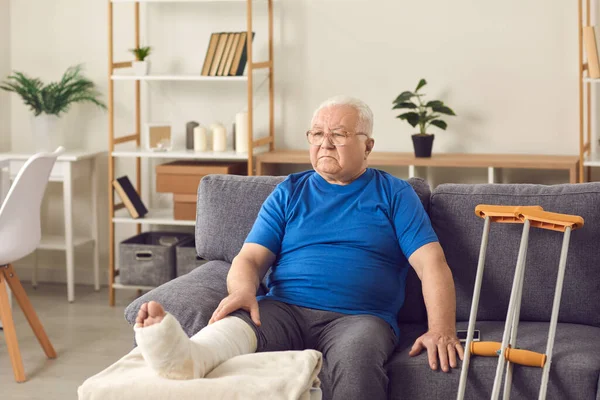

{"left": 129, "top": 46, "right": 152, "bottom": 76}
{"left": 0, "top": 64, "right": 106, "bottom": 150}
{"left": 392, "top": 79, "right": 456, "bottom": 157}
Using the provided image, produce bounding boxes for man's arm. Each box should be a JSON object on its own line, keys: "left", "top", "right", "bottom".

{"left": 209, "top": 243, "right": 275, "bottom": 326}
{"left": 210, "top": 178, "right": 288, "bottom": 326}
{"left": 408, "top": 241, "right": 464, "bottom": 372}
{"left": 227, "top": 243, "right": 275, "bottom": 295}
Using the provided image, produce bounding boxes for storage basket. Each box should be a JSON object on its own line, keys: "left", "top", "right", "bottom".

{"left": 119, "top": 231, "right": 193, "bottom": 286}
{"left": 176, "top": 238, "right": 209, "bottom": 277}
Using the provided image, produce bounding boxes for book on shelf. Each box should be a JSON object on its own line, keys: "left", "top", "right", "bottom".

{"left": 201, "top": 31, "right": 256, "bottom": 77}
{"left": 113, "top": 176, "right": 148, "bottom": 219}
{"left": 201, "top": 32, "right": 221, "bottom": 76}
{"left": 209, "top": 33, "right": 230, "bottom": 76}
{"left": 217, "top": 33, "right": 236, "bottom": 76}
{"left": 223, "top": 32, "right": 241, "bottom": 75}
{"left": 584, "top": 26, "right": 600, "bottom": 79}
{"left": 231, "top": 31, "right": 255, "bottom": 76}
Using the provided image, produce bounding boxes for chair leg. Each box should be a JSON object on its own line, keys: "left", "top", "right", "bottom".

{"left": 0, "top": 269, "right": 26, "bottom": 382}
{"left": 4, "top": 264, "right": 57, "bottom": 359}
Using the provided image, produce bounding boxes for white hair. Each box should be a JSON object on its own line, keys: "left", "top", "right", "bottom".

{"left": 311, "top": 95, "right": 374, "bottom": 137}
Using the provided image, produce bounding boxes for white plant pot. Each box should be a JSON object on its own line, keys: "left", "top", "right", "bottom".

{"left": 31, "top": 114, "right": 62, "bottom": 151}
{"left": 132, "top": 60, "right": 149, "bottom": 76}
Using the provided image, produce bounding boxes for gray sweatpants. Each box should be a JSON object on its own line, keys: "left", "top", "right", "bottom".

{"left": 231, "top": 299, "right": 398, "bottom": 400}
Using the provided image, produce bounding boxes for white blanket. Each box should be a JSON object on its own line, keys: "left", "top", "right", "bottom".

{"left": 78, "top": 346, "right": 322, "bottom": 400}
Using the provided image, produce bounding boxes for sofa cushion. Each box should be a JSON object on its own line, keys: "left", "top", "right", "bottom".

{"left": 195, "top": 175, "right": 286, "bottom": 264}
{"left": 428, "top": 182, "right": 600, "bottom": 326}
{"left": 388, "top": 321, "right": 600, "bottom": 399}
{"left": 124, "top": 260, "right": 230, "bottom": 337}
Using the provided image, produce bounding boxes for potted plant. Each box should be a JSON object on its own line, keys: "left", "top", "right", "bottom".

{"left": 130, "top": 46, "right": 152, "bottom": 76}
{"left": 392, "top": 78, "right": 456, "bottom": 157}
{"left": 0, "top": 64, "right": 106, "bottom": 150}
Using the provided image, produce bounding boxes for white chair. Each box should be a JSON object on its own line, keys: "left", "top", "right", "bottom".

{"left": 0, "top": 146, "right": 63, "bottom": 382}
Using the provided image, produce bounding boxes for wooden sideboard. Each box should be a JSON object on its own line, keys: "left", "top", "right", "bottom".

{"left": 255, "top": 150, "right": 580, "bottom": 184}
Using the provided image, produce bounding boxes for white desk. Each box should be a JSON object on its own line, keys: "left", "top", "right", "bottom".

{"left": 0, "top": 150, "right": 105, "bottom": 302}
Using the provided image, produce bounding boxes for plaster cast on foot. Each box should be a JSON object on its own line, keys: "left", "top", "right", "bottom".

{"left": 134, "top": 313, "right": 257, "bottom": 380}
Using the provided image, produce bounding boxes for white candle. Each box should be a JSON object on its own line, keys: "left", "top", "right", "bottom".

{"left": 193, "top": 126, "right": 207, "bottom": 152}
{"left": 235, "top": 111, "right": 249, "bottom": 153}
{"left": 212, "top": 124, "right": 227, "bottom": 152}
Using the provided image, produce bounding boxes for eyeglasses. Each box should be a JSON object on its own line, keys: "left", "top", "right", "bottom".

{"left": 306, "top": 130, "right": 368, "bottom": 147}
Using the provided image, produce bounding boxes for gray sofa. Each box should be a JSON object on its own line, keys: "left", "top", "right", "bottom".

{"left": 124, "top": 174, "right": 600, "bottom": 400}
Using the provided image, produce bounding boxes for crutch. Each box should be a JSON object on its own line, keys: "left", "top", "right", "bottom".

{"left": 491, "top": 208, "right": 583, "bottom": 400}
{"left": 457, "top": 206, "right": 584, "bottom": 400}
{"left": 457, "top": 205, "right": 542, "bottom": 400}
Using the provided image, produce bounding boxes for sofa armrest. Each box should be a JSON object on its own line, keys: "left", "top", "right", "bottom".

{"left": 124, "top": 260, "right": 230, "bottom": 338}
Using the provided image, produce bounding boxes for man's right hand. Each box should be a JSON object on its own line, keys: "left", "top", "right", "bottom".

{"left": 208, "top": 288, "right": 261, "bottom": 326}
{"left": 211, "top": 243, "right": 276, "bottom": 327}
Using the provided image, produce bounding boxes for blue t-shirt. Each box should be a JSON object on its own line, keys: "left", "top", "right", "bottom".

{"left": 245, "top": 168, "right": 438, "bottom": 336}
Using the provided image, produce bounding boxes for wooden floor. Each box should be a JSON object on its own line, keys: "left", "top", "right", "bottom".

{"left": 0, "top": 283, "right": 137, "bottom": 400}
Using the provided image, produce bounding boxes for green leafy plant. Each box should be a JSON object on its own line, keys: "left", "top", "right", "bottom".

{"left": 0, "top": 64, "right": 106, "bottom": 117}
{"left": 130, "top": 46, "right": 152, "bottom": 61}
{"left": 392, "top": 79, "right": 456, "bottom": 135}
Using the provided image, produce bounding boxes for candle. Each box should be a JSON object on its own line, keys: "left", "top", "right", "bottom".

{"left": 186, "top": 121, "right": 199, "bottom": 150}
{"left": 235, "top": 112, "right": 249, "bottom": 153}
{"left": 193, "top": 126, "right": 207, "bottom": 152}
{"left": 212, "top": 124, "right": 227, "bottom": 152}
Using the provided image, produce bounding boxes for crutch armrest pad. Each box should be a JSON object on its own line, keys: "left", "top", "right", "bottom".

{"left": 519, "top": 209, "right": 584, "bottom": 231}
{"left": 475, "top": 205, "right": 543, "bottom": 223}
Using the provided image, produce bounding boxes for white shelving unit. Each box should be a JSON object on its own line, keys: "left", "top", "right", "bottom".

{"left": 580, "top": 2, "right": 600, "bottom": 179}
{"left": 113, "top": 281, "right": 157, "bottom": 291}
{"left": 582, "top": 79, "right": 600, "bottom": 168}
{"left": 583, "top": 153, "right": 600, "bottom": 167}
{"left": 111, "top": 148, "right": 251, "bottom": 160}
{"left": 111, "top": 0, "right": 251, "bottom": 3}
{"left": 107, "top": 0, "right": 276, "bottom": 305}
{"left": 111, "top": 74, "right": 249, "bottom": 81}
{"left": 112, "top": 208, "right": 196, "bottom": 226}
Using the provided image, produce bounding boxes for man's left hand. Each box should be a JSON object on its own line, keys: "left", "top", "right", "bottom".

{"left": 408, "top": 330, "right": 464, "bottom": 372}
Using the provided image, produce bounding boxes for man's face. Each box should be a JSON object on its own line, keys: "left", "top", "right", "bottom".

{"left": 309, "top": 105, "right": 374, "bottom": 183}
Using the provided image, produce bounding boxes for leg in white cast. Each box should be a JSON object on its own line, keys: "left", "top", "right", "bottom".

{"left": 134, "top": 301, "right": 257, "bottom": 380}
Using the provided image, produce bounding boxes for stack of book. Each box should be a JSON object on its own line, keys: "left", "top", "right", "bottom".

{"left": 201, "top": 31, "right": 255, "bottom": 77}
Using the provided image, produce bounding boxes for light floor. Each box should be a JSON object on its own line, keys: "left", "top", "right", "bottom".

{"left": 0, "top": 282, "right": 139, "bottom": 400}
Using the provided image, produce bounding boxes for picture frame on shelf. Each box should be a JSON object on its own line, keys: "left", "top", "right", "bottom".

{"left": 145, "top": 123, "right": 172, "bottom": 151}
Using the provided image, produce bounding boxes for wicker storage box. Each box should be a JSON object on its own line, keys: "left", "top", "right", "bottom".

{"left": 176, "top": 238, "right": 209, "bottom": 277}
{"left": 119, "top": 232, "right": 193, "bottom": 286}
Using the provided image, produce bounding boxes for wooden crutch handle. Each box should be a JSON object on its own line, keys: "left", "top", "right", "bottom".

{"left": 518, "top": 209, "right": 584, "bottom": 232}
{"left": 470, "top": 341, "right": 501, "bottom": 357}
{"left": 474, "top": 205, "right": 543, "bottom": 223}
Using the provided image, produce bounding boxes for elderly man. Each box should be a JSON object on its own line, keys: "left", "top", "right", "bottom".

{"left": 135, "top": 96, "right": 463, "bottom": 399}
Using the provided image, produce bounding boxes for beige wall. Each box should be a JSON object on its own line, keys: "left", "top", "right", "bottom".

{"left": 0, "top": 0, "right": 10, "bottom": 151}
{"left": 7, "top": 0, "right": 585, "bottom": 284}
